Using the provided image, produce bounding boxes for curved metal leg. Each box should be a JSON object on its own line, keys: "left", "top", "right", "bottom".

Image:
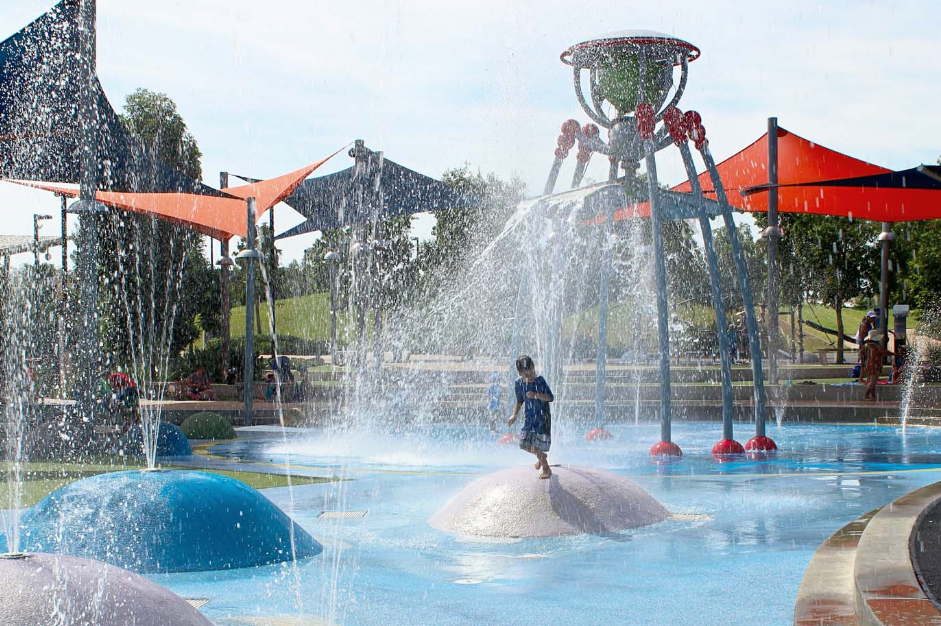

{"left": 700, "top": 146, "right": 768, "bottom": 436}
{"left": 643, "top": 145, "right": 672, "bottom": 444}
{"left": 678, "top": 143, "right": 735, "bottom": 440}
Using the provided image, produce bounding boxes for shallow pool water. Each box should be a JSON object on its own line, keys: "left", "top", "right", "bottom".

{"left": 158, "top": 422, "right": 941, "bottom": 626}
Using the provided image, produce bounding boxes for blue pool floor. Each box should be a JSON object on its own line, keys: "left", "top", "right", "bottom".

{"left": 155, "top": 422, "right": 941, "bottom": 626}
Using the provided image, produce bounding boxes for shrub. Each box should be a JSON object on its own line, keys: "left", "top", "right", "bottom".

{"left": 169, "top": 338, "right": 266, "bottom": 382}
{"left": 180, "top": 412, "right": 236, "bottom": 440}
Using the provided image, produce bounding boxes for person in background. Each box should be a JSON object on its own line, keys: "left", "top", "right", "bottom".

{"left": 486, "top": 372, "right": 502, "bottom": 432}
{"left": 507, "top": 355, "right": 554, "bottom": 479}
{"left": 857, "top": 311, "right": 877, "bottom": 382}
{"left": 185, "top": 366, "right": 214, "bottom": 401}
{"left": 264, "top": 372, "right": 277, "bottom": 403}
{"left": 270, "top": 354, "right": 294, "bottom": 383}
{"left": 892, "top": 346, "right": 907, "bottom": 384}
{"left": 224, "top": 367, "right": 239, "bottom": 385}
{"left": 294, "top": 366, "right": 311, "bottom": 402}
{"left": 861, "top": 331, "right": 892, "bottom": 401}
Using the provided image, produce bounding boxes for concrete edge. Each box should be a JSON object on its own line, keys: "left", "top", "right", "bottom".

{"left": 793, "top": 507, "right": 880, "bottom": 626}
{"left": 910, "top": 493, "right": 941, "bottom": 612}
{"left": 854, "top": 481, "right": 941, "bottom": 626}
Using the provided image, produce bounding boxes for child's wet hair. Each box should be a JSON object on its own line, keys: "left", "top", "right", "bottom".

{"left": 516, "top": 355, "right": 534, "bottom": 372}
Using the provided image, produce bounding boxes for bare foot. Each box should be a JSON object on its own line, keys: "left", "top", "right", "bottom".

{"left": 539, "top": 469, "right": 552, "bottom": 479}
{"left": 535, "top": 461, "right": 542, "bottom": 470}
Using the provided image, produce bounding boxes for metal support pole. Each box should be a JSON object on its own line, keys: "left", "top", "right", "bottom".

{"left": 594, "top": 199, "right": 615, "bottom": 427}
{"left": 878, "top": 222, "right": 893, "bottom": 355}
{"left": 76, "top": 0, "right": 100, "bottom": 419}
{"left": 644, "top": 146, "right": 672, "bottom": 442}
{"left": 765, "top": 117, "right": 780, "bottom": 385}
{"left": 60, "top": 196, "right": 68, "bottom": 273}
{"left": 700, "top": 146, "right": 768, "bottom": 434}
{"left": 59, "top": 195, "right": 68, "bottom": 395}
{"left": 370, "top": 151, "right": 385, "bottom": 375}
{"left": 679, "top": 143, "right": 734, "bottom": 439}
{"left": 220, "top": 172, "right": 230, "bottom": 373}
{"left": 242, "top": 198, "right": 257, "bottom": 427}
{"left": 507, "top": 277, "right": 527, "bottom": 413}
{"left": 798, "top": 298, "right": 804, "bottom": 363}
{"left": 351, "top": 141, "right": 368, "bottom": 365}
{"left": 269, "top": 205, "right": 276, "bottom": 337}
{"left": 327, "top": 256, "right": 338, "bottom": 364}
{"left": 33, "top": 217, "right": 41, "bottom": 269}
{"left": 372, "top": 245, "right": 384, "bottom": 375}
{"left": 544, "top": 156, "right": 564, "bottom": 196}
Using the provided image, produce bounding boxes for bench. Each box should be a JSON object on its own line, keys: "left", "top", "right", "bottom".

{"left": 816, "top": 348, "right": 859, "bottom": 365}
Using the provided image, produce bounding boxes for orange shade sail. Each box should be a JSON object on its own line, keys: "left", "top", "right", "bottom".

{"left": 4, "top": 150, "right": 341, "bottom": 240}
{"left": 672, "top": 128, "right": 941, "bottom": 223}
{"left": 595, "top": 127, "right": 941, "bottom": 224}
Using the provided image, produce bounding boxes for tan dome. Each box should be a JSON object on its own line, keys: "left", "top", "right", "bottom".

{"left": 429, "top": 465, "right": 669, "bottom": 538}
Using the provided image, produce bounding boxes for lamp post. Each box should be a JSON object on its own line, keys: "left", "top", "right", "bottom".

{"left": 33, "top": 214, "right": 52, "bottom": 269}
{"left": 371, "top": 239, "right": 391, "bottom": 373}
{"left": 216, "top": 254, "right": 234, "bottom": 373}
{"left": 235, "top": 198, "right": 263, "bottom": 427}
{"left": 219, "top": 172, "right": 231, "bottom": 377}
{"left": 324, "top": 249, "right": 339, "bottom": 364}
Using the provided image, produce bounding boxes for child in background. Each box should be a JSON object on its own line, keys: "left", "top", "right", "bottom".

{"left": 507, "top": 355, "right": 554, "bottom": 479}
{"left": 264, "top": 372, "right": 277, "bottom": 403}
{"left": 486, "top": 372, "right": 502, "bottom": 432}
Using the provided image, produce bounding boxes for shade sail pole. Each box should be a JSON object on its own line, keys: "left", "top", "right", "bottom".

{"left": 242, "top": 198, "right": 258, "bottom": 427}
{"left": 269, "top": 204, "right": 276, "bottom": 337}
{"left": 75, "top": 0, "right": 100, "bottom": 420}
{"left": 765, "top": 117, "right": 781, "bottom": 385}
{"left": 878, "top": 222, "right": 893, "bottom": 355}
{"left": 220, "top": 172, "right": 231, "bottom": 375}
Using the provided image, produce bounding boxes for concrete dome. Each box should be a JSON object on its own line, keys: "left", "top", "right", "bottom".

{"left": 120, "top": 422, "right": 192, "bottom": 457}
{"left": 10, "top": 470, "right": 321, "bottom": 573}
{"left": 429, "top": 465, "right": 669, "bottom": 538}
{"left": 0, "top": 552, "right": 213, "bottom": 626}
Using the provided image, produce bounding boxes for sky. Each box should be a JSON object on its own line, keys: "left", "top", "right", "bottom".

{"left": 1, "top": 0, "right": 939, "bottom": 266}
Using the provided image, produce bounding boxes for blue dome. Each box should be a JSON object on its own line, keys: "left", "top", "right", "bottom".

{"left": 10, "top": 470, "right": 322, "bottom": 573}
{"left": 121, "top": 422, "right": 192, "bottom": 457}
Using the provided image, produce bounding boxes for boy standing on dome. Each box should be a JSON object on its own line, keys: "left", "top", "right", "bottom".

{"left": 507, "top": 355, "right": 554, "bottom": 479}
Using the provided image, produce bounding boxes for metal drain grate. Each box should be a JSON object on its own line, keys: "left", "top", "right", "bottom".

{"left": 184, "top": 598, "right": 210, "bottom": 609}
{"left": 318, "top": 510, "right": 368, "bottom": 519}
{"left": 671, "top": 513, "right": 713, "bottom": 522}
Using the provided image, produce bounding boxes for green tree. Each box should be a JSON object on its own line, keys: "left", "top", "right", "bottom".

{"left": 95, "top": 89, "right": 209, "bottom": 374}
{"left": 423, "top": 166, "right": 526, "bottom": 298}
{"left": 770, "top": 213, "right": 877, "bottom": 362}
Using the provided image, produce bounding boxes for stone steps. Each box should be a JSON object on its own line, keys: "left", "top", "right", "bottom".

{"left": 794, "top": 481, "right": 941, "bottom": 626}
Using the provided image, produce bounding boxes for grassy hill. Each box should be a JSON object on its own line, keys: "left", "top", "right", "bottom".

{"left": 229, "top": 293, "right": 330, "bottom": 340}
{"left": 227, "top": 293, "right": 917, "bottom": 355}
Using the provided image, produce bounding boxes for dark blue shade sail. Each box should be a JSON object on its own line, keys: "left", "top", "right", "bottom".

{"left": 0, "top": 1, "right": 225, "bottom": 196}
{"left": 741, "top": 165, "right": 941, "bottom": 196}
{"left": 276, "top": 156, "right": 476, "bottom": 239}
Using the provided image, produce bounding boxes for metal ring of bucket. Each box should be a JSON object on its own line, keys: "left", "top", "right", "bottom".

{"left": 561, "top": 30, "right": 700, "bottom": 68}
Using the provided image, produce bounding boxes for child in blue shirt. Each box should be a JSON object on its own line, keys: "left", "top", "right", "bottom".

{"left": 507, "top": 355, "right": 554, "bottom": 479}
